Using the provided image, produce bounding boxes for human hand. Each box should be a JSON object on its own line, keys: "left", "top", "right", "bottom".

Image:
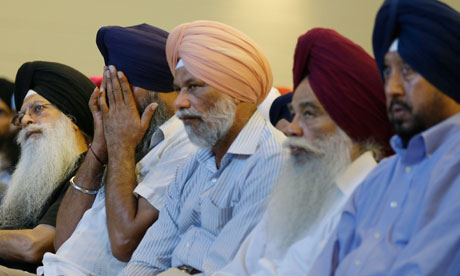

{"left": 99, "top": 65, "right": 157, "bottom": 155}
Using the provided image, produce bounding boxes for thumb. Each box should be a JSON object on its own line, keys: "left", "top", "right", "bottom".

{"left": 140, "top": 102, "right": 158, "bottom": 131}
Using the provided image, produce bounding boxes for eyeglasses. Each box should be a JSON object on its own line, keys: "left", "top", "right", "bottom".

{"left": 11, "top": 103, "right": 53, "bottom": 127}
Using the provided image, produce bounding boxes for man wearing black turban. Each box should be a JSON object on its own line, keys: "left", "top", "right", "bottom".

{"left": 308, "top": 1, "right": 460, "bottom": 275}
{"left": 32, "top": 24, "right": 196, "bottom": 276}
{"left": 0, "top": 61, "right": 93, "bottom": 273}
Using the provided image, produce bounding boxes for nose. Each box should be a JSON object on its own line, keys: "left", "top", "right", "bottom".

{"left": 174, "top": 89, "right": 191, "bottom": 110}
{"left": 284, "top": 116, "right": 303, "bottom": 137}
{"left": 385, "top": 69, "right": 404, "bottom": 99}
{"left": 20, "top": 112, "right": 36, "bottom": 127}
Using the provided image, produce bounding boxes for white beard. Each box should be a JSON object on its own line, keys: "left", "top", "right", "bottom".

{"left": 266, "top": 128, "right": 353, "bottom": 256}
{"left": 0, "top": 115, "right": 80, "bottom": 229}
{"left": 176, "top": 94, "right": 236, "bottom": 149}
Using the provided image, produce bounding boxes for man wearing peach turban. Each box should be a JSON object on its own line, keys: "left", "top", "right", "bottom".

{"left": 119, "top": 20, "right": 287, "bottom": 276}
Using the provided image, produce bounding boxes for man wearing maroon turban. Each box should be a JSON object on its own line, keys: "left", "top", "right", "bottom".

{"left": 212, "top": 27, "right": 393, "bottom": 276}
{"left": 119, "top": 20, "right": 287, "bottom": 276}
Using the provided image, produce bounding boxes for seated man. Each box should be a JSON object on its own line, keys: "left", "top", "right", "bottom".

{"left": 214, "top": 28, "right": 393, "bottom": 276}
{"left": 0, "top": 78, "right": 19, "bottom": 189}
{"left": 0, "top": 61, "right": 95, "bottom": 272}
{"left": 39, "top": 24, "right": 197, "bottom": 276}
{"left": 119, "top": 20, "right": 287, "bottom": 275}
{"left": 309, "top": 0, "right": 460, "bottom": 275}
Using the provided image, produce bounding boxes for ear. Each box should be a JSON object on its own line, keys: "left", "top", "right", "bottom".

{"left": 71, "top": 121, "right": 79, "bottom": 132}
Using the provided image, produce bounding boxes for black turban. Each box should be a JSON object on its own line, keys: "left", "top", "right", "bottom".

{"left": 269, "top": 92, "right": 293, "bottom": 126}
{"left": 0, "top": 78, "right": 14, "bottom": 108}
{"left": 14, "top": 61, "right": 95, "bottom": 137}
{"left": 373, "top": 0, "right": 460, "bottom": 103}
{"left": 96, "top": 24, "right": 174, "bottom": 92}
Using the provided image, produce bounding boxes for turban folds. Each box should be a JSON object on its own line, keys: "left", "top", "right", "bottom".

{"left": 0, "top": 79, "right": 14, "bottom": 108}
{"left": 166, "top": 20, "right": 273, "bottom": 105}
{"left": 373, "top": 0, "right": 460, "bottom": 103}
{"left": 97, "top": 24, "right": 174, "bottom": 92}
{"left": 293, "top": 28, "right": 393, "bottom": 154}
{"left": 14, "top": 61, "right": 95, "bottom": 137}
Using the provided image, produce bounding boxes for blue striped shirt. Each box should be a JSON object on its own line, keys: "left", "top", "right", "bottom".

{"left": 119, "top": 111, "right": 287, "bottom": 276}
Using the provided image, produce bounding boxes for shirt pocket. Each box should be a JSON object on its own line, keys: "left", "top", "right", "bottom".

{"left": 200, "top": 197, "right": 233, "bottom": 235}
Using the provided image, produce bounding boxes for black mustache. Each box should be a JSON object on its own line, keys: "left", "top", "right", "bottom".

{"left": 389, "top": 99, "right": 411, "bottom": 112}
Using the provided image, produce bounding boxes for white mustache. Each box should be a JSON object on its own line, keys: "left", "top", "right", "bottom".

{"left": 17, "top": 124, "right": 44, "bottom": 145}
{"left": 283, "top": 137, "right": 324, "bottom": 156}
{"left": 175, "top": 109, "right": 204, "bottom": 120}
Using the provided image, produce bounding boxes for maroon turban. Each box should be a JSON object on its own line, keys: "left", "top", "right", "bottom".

{"left": 293, "top": 28, "right": 393, "bottom": 155}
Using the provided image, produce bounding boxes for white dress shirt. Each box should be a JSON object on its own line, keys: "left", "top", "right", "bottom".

{"left": 38, "top": 116, "right": 197, "bottom": 276}
{"left": 213, "top": 151, "right": 377, "bottom": 276}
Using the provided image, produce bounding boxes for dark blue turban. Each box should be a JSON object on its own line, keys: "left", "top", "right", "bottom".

{"left": 373, "top": 0, "right": 460, "bottom": 103}
{"left": 96, "top": 24, "right": 174, "bottom": 92}
{"left": 269, "top": 92, "right": 293, "bottom": 126}
{"left": 14, "top": 61, "right": 95, "bottom": 137}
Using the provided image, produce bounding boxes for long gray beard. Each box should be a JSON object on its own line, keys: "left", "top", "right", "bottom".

{"left": 135, "top": 96, "right": 172, "bottom": 162}
{"left": 266, "top": 128, "right": 352, "bottom": 256}
{"left": 0, "top": 115, "right": 80, "bottom": 229}
{"left": 176, "top": 94, "right": 236, "bottom": 149}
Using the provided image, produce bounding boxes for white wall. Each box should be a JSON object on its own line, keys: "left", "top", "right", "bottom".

{"left": 1, "top": 0, "right": 459, "bottom": 87}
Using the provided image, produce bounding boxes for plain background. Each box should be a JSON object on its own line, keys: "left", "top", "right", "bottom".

{"left": 1, "top": 0, "right": 459, "bottom": 87}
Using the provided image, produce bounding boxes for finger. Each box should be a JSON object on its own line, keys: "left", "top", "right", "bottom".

{"left": 109, "top": 65, "right": 124, "bottom": 104}
{"left": 117, "top": 71, "right": 135, "bottom": 106}
{"left": 100, "top": 65, "right": 108, "bottom": 93}
{"left": 105, "top": 69, "right": 116, "bottom": 108}
{"left": 140, "top": 102, "right": 158, "bottom": 132}
{"left": 98, "top": 88, "right": 109, "bottom": 113}
{"left": 89, "top": 87, "right": 101, "bottom": 113}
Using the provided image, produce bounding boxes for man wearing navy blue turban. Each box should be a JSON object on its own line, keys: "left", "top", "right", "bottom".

{"left": 33, "top": 24, "right": 196, "bottom": 276}
{"left": 308, "top": 1, "right": 460, "bottom": 275}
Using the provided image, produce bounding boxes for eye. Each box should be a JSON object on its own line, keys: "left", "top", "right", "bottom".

{"left": 188, "top": 85, "right": 198, "bottom": 92}
{"left": 382, "top": 67, "right": 391, "bottom": 80}
{"left": 302, "top": 109, "right": 315, "bottom": 119}
{"left": 33, "top": 104, "right": 45, "bottom": 116}
{"left": 401, "top": 63, "right": 414, "bottom": 78}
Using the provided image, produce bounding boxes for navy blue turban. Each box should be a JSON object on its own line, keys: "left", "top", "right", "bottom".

{"left": 96, "top": 24, "right": 174, "bottom": 92}
{"left": 373, "top": 0, "right": 460, "bottom": 103}
{"left": 269, "top": 92, "right": 293, "bottom": 126}
{"left": 0, "top": 78, "right": 14, "bottom": 108}
{"left": 14, "top": 61, "right": 95, "bottom": 137}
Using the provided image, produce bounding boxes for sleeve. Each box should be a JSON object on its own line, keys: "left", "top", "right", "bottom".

{"left": 37, "top": 179, "right": 71, "bottom": 227}
{"left": 134, "top": 138, "right": 196, "bottom": 210}
{"left": 202, "top": 151, "right": 286, "bottom": 274}
{"left": 119, "top": 161, "right": 191, "bottom": 276}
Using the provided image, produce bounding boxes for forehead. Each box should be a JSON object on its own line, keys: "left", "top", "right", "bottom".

{"left": 20, "top": 94, "right": 51, "bottom": 111}
{"left": 292, "top": 77, "right": 323, "bottom": 110}
{"left": 0, "top": 99, "right": 10, "bottom": 112}
{"left": 174, "top": 66, "right": 206, "bottom": 86}
{"left": 384, "top": 51, "right": 404, "bottom": 65}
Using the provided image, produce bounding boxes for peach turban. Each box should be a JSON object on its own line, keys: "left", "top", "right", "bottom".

{"left": 166, "top": 20, "right": 273, "bottom": 105}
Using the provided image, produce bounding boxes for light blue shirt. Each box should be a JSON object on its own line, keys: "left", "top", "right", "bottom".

{"left": 119, "top": 111, "right": 287, "bottom": 276}
{"left": 309, "top": 113, "right": 460, "bottom": 276}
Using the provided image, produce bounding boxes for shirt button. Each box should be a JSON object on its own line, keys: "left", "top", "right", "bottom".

{"left": 390, "top": 201, "right": 398, "bottom": 208}
{"left": 211, "top": 178, "right": 217, "bottom": 183}
{"left": 374, "top": 232, "right": 381, "bottom": 239}
{"left": 405, "top": 166, "right": 411, "bottom": 173}
{"left": 355, "top": 260, "right": 361, "bottom": 266}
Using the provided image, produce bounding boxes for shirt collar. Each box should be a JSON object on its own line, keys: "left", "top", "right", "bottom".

{"left": 226, "top": 110, "right": 266, "bottom": 156}
{"left": 148, "top": 115, "right": 182, "bottom": 149}
{"left": 391, "top": 113, "right": 460, "bottom": 162}
{"left": 335, "top": 151, "right": 377, "bottom": 196}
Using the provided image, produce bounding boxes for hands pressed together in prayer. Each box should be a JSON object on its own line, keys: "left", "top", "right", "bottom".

{"left": 89, "top": 65, "right": 158, "bottom": 159}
